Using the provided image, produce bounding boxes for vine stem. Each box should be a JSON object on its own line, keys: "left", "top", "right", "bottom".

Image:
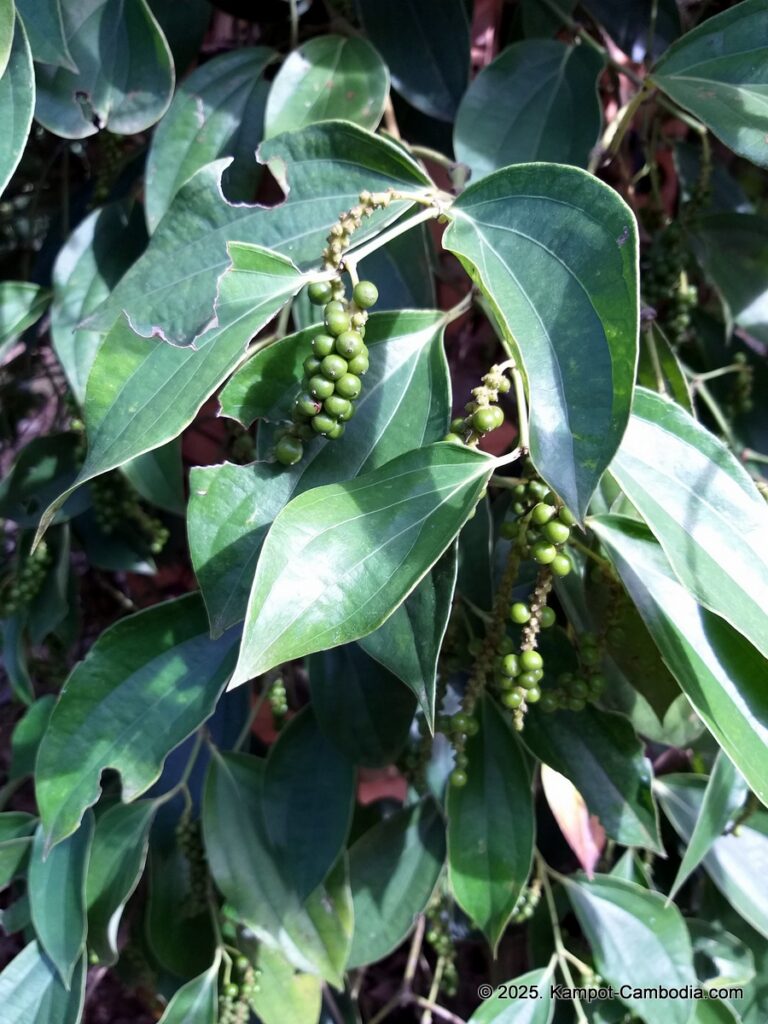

{"left": 153, "top": 730, "right": 205, "bottom": 808}
{"left": 536, "top": 0, "right": 643, "bottom": 85}
{"left": 442, "top": 290, "right": 474, "bottom": 324}
{"left": 288, "top": 0, "right": 299, "bottom": 49}
{"left": 536, "top": 852, "right": 590, "bottom": 1024}
{"left": 343, "top": 205, "right": 439, "bottom": 274}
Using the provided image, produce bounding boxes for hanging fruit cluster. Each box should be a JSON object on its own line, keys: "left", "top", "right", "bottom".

{"left": 218, "top": 956, "right": 261, "bottom": 1024}
{"left": 274, "top": 189, "right": 393, "bottom": 465}
{"left": 444, "top": 363, "right": 509, "bottom": 445}
{"left": 90, "top": 472, "right": 169, "bottom": 554}
{"left": 0, "top": 540, "right": 51, "bottom": 617}
{"left": 175, "top": 811, "right": 208, "bottom": 918}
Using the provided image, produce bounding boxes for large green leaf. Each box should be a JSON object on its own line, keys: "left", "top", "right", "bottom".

{"left": 35, "top": 593, "right": 239, "bottom": 847}
{"left": 87, "top": 123, "right": 430, "bottom": 345}
{"left": 347, "top": 799, "right": 445, "bottom": 967}
{"left": 0, "top": 282, "right": 51, "bottom": 363}
{"left": 0, "top": 434, "right": 87, "bottom": 528}
{"left": 611, "top": 387, "right": 768, "bottom": 662}
{"left": 9, "top": 695, "right": 56, "bottom": 780}
{"left": 203, "top": 752, "right": 353, "bottom": 984}
{"left": 358, "top": 0, "right": 469, "bottom": 120}
{"left": 358, "top": 545, "right": 457, "bottom": 726}
{"left": 309, "top": 643, "right": 417, "bottom": 767}
{"left": 468, "top": 965, "right": 555, "bottom": 1023}
{"left": 247, "top": 945, "right": 322, "bottom": 1024}
{"left": 51, "top": 199, "right": 147, "bottom": 403}
{"left": 14, "top": 0, "right": 76, "bottom": 70}
{"left": 265, "top": 35, "right": 388, "bottom": 138}
{"left": 230, "top": 442, "right": 494, "bottom": 686}
{"left": 447, "top": 695, "right": 534, "bottom": 951}
{"left": 0, "top": 812, "right": 36, "bottom": 889}
{"left": 0, "top": 0, "right": 12, "bottom": 75}
{"left": 690, "top": 213, "right": 768, "bottom": 344}
{"left": 37, "top": 244, "right": 306, "bottom": 540}
{"left": 146, "top": 47, "right": 275, "bottom": 232}
{"left": 656, "top": 775, "right": 768, "bottom": 939}
{"left": 34, "top": 0, "right": 174, "bottom": 139}
{"left": 194, "top": 310, "right": 449, "bottom": 636}
{"left": 667, "top": 754, "right": 749, "bottom": 903}
{"left": 85, "top": 800, "right": 156, "bottom": 964}
{"left": 0, "top": 15, "right": 34, "bottom": 199}
{"left": 158, "top": 958, "right": 219, "bottom": 1024}
{"left": 650, "top": 0, "right": 768, "bottom": 168}
{"left": 263, "top": 707, "right": 355, "bottom": 900}
{"left": 563, "top": 874, "right": 696, "bottom": 1024}
{"left": 444, "top": 163, "right": 638, "bottom": 517}
{"left": 28, "top": 813, "right": 94, "bottom": 986}
{"left": 591, "top": 516, "right": 768, "bottom": 805}
{"left": 454, "top": 41, "right": 603, "bottom": 178}
{"left": 523, "top": 704, "right": 662, "bottom": 852}
{"left": 145, "top": 840, "right": 215, "bottom": 978}
{"left": 0, "top": 943, "right": 85, "bottom": 1024}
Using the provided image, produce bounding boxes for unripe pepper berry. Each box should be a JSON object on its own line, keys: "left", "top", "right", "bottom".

{"left": 471, "top": 405, "right": 504, "bottom": 433}
{"left": 335, "top": 373, "right": 362, "bottom": 399}
{"left": 334, "top": 330, "right": 364, "bottom": 358}
{"left": 320, "top": 354, "right": 349, "bottom": 381}
{"left": 308, "top": 280, "right": 333, "bottom": 305}
{"left": 275, "top": 435, "right": 303, "bottom": 465}
{"left": 353, "top": 280, "right": 379, "bottom": 309}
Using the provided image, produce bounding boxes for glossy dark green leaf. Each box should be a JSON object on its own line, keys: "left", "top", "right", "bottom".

{"left": 468, "top": 964, "right": 556, "bottom": 1023}
{"left": 447, "top": 695, "right": 534, "bottom": 950}
{"left": 590, "top": 516, "right": 768, "bottom": 806}
{"left": 0, "top": 812, "right": 36, "bottom": 889}
{"left": 231, "top": 443, "right": 494, "bottom": 686}
{"left": 157, "top": 957, "right": 220, "bottom": 1024}
{"left": 0, "top": 0, "right": 12, "bottom": 75}
{"left": 689, "top": 918, "right": 756, "bottom": 990}
{"left": 247, "top": 945, "right": 322, "bottom": 1024}
{"left": 0, "top": 942, "right": 85, "bottom": 1024}
{"left": 650, "top": 0, "right": 768, "bottom": 168}
{"left": 35, "top": 0, "right": 174, "bottom": 139}
{"left": 14, "top": 0, "right": 76, "bottom": 70}
{"left": 203, "top": 752, "right": 353, "bottom": 984}
{"left": 121, "top": 439, "right": 185, "bottom": 516}
{"left": 0, "top": 16, "right": 34, "bottom": 199}
{"left": 146, "top": 47, "right": 275, "bottom": 232}
{"left": 145, "top": 841, "right": 215, "bottom": 977}
{"left": 690, "top": 213, "right": 768, "bottom": 344}
{"left": 26, "top": 523, "right": 71, "bottom": 645}
{"left": 523, "top": 704, "right": 662, "bottom": 852}
{"left": 37, "top": 245, "right": 306, "bottom": 539}
{"left": 309, "top": 643, "right": 417, "bottom": 767}
{"left": 29, "top": 812, "right": 94, "bottom": 986}
{"left": 454, "top": 41, "right": 603, "bottom": 178}
{"left": 86, "top": 800, "right": 156, "bottom": 964}
{"left": 87, "top": 123, "right": 430, "bottom": 345}
{"left": 637, "top": 324, "right": 693, "bottom": 414}
{"left": 35, "top": 594, "right": 239, "bottom": 847}
{"left": 656, "top": 775, "right": 768, "bottom": 939}
{"left": 10, "top": 695, "right": 56, "bottom": 779}
{"left": 458, "top": 496, "right": 493, "bottom": 611}
{"left": 0, "top": 281, "right": 51, "bottom": 362}
{"left": 0, "top": 434, "right": 86, "bottom": 528}
{"left": 146, "top": 0, "right": 210, "bottom": 73}
{"left": 358, "top": 545, "right": 457, "bottom": 726}
{"left": 668, "top": 754, "right": 748, "bottom": 902}
{"left": 194, "top": 310, "right": 449, "bottom": 636}
{"left": 348, "top": 799, "right": 445, "bottom": 967}
{"left": 444, "top": 163, "right": 638, "bottom": 517}
{"left": 265, "top": 35, "right": 388, "bottom": 138}
{"left": 611, "top": 387, "right": 768, "bottom": 663}
{"left": 564, "top": 874, "right": 696, "bottom": 1024}
{"left": 585, "top": 0, "right": 681, "bottom": 60}
{"left": 263, "top": 707, "right": 355, "bottom": 900}
{"left": 51, "top": 199, "right": 147, "bottom": 403}
{"left": 358, "top": 0, "right": 469, "bottom": 120}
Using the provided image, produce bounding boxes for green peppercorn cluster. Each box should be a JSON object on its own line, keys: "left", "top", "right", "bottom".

{"left": 274, "top": 278, "right": 378, "bottom": 466}
{"left": 510, "top": 880, "right": 542, "bottom": 923}
{"left": 444, "top": 364, "right": 510, "bottom": 446}
{"left": 175, "top": 812, "right": 208, "bottom": 918}
{"left": 643, "top": 225, "right": 698, "bottom": 346}
{"left": 426, "top": 890, "right": 459, "bottom": 997}
{"left": 729, "top": 352, "right": 755, "bottom": 415}
{"left": 0, "top": 541, "right": 51, "bottom": 617}
{"left": 501, "top": 477, "right": 575, "bottom": 578}
{"left": 219, "top": 957, "right": 261, "bottom": 1024}
{"left": 268, "top": 677, "right": 289, "bottom": 721}
{"left": 90, "top": 472, "right": 169, "bottom": 554}
{"left": 434, "top": 709, "right": 479, "bottom": 789}
{"left": 92, "top": 131, "right": 124, "bottom": 206}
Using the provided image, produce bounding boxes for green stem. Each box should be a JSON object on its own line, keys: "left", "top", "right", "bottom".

{"left": 510, "top": 365, "right": 530, "bottom": 451}
{"left": 537, "top": 0, "right": 643, "bottom": 85}
{"left": 343, "top": 205, "right": 439, "bottom": 273}
{"left": 569, "top": 537, "right": 612, "bottom": 570}
{"left": 441, "top": 290, "right": 474, "bottom": 325}
{"left": 689, "top": 364, "right": 743, "bottom": 383}
{"left": 489, "top": 474, "right": 526, "bottom": 489}
{"left": 289, "top": 0, "right": 299, "bottom": 49}
{"left": 153, "top": 730, "right": 205, "bottom": 808}
{"left": 536, "top": 853, "right": 590, "bottom": 1024}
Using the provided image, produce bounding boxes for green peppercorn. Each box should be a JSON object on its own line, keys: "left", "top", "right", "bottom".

{"left": 312, "top": 413, "right": 338, "bottom": 435}
{"left": 532, "top": 540, "right": 557, "bottom": 565}
{"left": 321, "top": 354, "right": 348, "bottom": 380}
{"left": 543, "top": 520, "right": 570, "bottom": 545}
{"left": 443, "top": 432, "right": 464, "bottom": 444}
{"left": 518, "top": 671, "right": 539, "bottom": 689}
{"left": 325, "top": 307, "right": 351, "bottom": 336}
{"left": 539, "top": 692, "right": 559, "bottom": 713}
{"left": 451, "top": 769, "right": 468, "bottom": 787}
{"left": 347, "top": 353, "right": 369, "bottom": 375}
{"left": 296, "top": 392, "right": 322, "bottom": 418}
{"left": 510, "top": 602, "right": 530, "bottom": 624}
{"left": 335, "top": 373, "right": 362, "bottom": 399}
{"left": 551, "top": 553, "right": 572, "bottom": 577}
{"left": 308, "top": 375, "right": 335, "bottom": 400}
{"left": 312, "top": 333, "right": 336, "bottom": 358}
{"left": 353, "top": 280, "right": 379, "bottom": 309}
{"left": 520, "top": 650, "right": 543, "bottom": 672}
{"left": 538, "top": 606, "right": 556, "bottom": 628}
{"left": 327, "top": 421, "right": 345, "bottom": 440}
{"left": 502, "top": 653, "right": 520, "bottom": 677}
{"left": 526, "top": 685, "right": 542, "bottom": 703}
{"left": 558, "top": 506, "right": 576, "bottom": 526}
{"left": 334, "top": 330, "right": 364, "bottom": 358}
{"left": 531, "top": 502, "right": 555, "bottom": 525}
{"left": 275, "top": 435, "right": 303, "bottom": 465}
{"left": 471, "top": 405, "right": 504, "bottom": 433}
{"left": 308, "top": 280, "right": 334, "bottom": 305}
{"left": 324, "top": 394, "right": 352, "bottom": 418}
{"left": 503, "top": 688, "right": 523, "bottom": 709}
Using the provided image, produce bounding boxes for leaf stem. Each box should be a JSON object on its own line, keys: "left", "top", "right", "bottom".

{"left": 153, "top": 730, "right": 205, "bottom": 808}
{"left": 536, "top": 852, "right": 590, "bottom": 1024}
{"left": 442, "top": 290, "right": 474, "bottom": 324}
{"left": 536, "top": 0, "right": 643, "bottom": 85}
{"left": 343, "top": 206, "right": 439, "bottom": 273}
{"left": 288, "top": 0, "right": 299, "bottom": 49}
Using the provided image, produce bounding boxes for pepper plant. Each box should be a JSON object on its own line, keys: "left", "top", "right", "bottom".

{"left": 1, "top": 1, "right": 768, "bottom": 1022}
